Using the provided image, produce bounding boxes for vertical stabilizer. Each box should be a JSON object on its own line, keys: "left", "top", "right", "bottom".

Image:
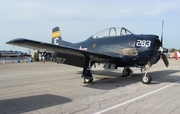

{"left": 52, "top": 27, "right": 62, "bottom": 45}
{"left": 51, "top": 27, "right": 73, "bottom": 46}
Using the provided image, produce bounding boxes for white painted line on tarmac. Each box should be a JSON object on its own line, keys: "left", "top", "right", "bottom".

{"left": 94, "top": 80, "right": 180, "bottom": 114}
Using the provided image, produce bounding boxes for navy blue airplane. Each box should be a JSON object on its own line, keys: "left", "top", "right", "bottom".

{"left": 6, "top": 23, "right": 169, "bottom": 84}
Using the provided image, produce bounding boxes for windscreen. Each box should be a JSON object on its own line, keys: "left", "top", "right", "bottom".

{"left": 92, "top": 27, "right": 134, "bottom": 39}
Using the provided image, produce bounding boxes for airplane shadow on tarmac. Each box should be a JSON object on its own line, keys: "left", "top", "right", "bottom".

{"left": 0, "top": 94, "right": 72, "bottom": 114}
{"left": 81, "top": 69, "right": 180, "bottom": 90}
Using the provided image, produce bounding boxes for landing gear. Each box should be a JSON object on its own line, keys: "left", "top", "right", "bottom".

{"left": 83, "top": 70, "right": 93, "bottom": 83}
{"left": 82, "top": 56, "right": 93, "bottom": 84}
{"left": 141, "top": 66, "right": 152, "bottom": 84}
{"left": 122, "top": 67, "right": 133, "bottom": 77}
{"left": 141, "top": 73, "right": 152, "bottom": 84}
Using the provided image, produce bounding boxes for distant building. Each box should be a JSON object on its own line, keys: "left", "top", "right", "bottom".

{"left": 0, "top": 50, "right": 31, "bottom": 63}
{"left": 0, "top": 50, "right": 31, "bottom": 57}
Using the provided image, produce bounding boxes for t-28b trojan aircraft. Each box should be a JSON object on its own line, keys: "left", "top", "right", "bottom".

{"left": 6, "top": 23, "right": 169, "bottom": 84}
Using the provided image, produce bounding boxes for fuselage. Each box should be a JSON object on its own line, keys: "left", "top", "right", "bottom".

{"left": 70, "top": 34, "right": 160, "bottom": 67}
{"left": 51, "top": 27, "right": 161, "bottom": 67}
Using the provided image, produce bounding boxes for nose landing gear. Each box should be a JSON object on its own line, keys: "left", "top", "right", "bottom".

{"left": 141, "top": 66, "right": 152, "bottom": 84}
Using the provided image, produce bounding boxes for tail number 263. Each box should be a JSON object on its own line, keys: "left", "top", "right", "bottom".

{"left": 136, "top": 40, "right": 151, "bottom": 47}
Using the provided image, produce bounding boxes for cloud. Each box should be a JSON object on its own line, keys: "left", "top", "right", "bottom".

{"left": 1, "top": 0, "right": 180, "bottom": 50}
{"left": 0, "top": 1, "right": 44, "bottom": 21}
{"left": 1, "top": 0, "right": 179, "bottom": 22}
{"left": 145, "top": 3, "right": 180, "bottom": 16}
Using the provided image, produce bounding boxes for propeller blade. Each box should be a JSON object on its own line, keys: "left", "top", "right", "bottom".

{"left": 162, "top": 53, "right": 169, "bottom": 67}
{"left": 161, "top": 20, "right": 164, "bottom": 47}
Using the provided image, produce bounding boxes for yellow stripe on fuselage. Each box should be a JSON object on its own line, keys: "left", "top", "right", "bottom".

{"left": 52, "top": 31, "right": 61, "bottom": 38}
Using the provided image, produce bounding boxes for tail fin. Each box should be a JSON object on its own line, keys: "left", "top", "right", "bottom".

{"left": 51, "top": 27, "right": 73, "bottom": 46}
{"left": 52, "top": 27, "right": 62, "bottom": 45}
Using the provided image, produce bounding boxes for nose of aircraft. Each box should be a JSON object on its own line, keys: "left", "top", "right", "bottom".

{"left": 150, "top": 21, "right": 169, "bottom": 67}
{"left": 149, "top": 35, "right": 169, "bottom": 67}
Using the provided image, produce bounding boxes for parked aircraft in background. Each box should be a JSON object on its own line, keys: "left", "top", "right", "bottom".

{"left": 0, "top": 50, "right": 22, "bottom": 57}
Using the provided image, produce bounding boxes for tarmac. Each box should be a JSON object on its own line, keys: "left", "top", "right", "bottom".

{"left": 0, "top": 59, "right": 180, "bottom": 114}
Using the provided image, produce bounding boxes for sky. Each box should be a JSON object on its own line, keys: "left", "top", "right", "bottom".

{"left": 0, "top": 0, "right": 180, "bottom": 52}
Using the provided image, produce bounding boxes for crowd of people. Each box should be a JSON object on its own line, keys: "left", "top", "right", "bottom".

{"left": 0, "top": 57, "right": 32, "bottom": 65}
{"left": 0, "top": 53, "right": 48, "bottom": 65}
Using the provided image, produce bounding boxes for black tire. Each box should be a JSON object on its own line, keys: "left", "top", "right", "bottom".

{"left": 122, "top": 69, "right": 131, "bottom": 77}
{"left": 84, "top": 77, "right": 93, "bottom": 83}
{"left": 84, "top": 70, "right": 93, "bottom": 83}
{"left": 141, "top": 73, "right": 152, "bottom": 84}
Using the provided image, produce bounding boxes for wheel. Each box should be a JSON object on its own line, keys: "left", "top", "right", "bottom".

{"left": 83, "top": 70, "right": 93, "bottom": 83}
{"left": 84, "top": 77, "right": 93, "bottom": 83}
{"left": 141, "top": 73, "right": 152, "bottom": 84}
{"left": 122, "top": 69, "right": 132, "bottom": 77}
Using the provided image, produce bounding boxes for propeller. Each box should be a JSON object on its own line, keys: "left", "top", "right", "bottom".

{"left": 147, "top": 20, "right": 169, "bottom": 68}
{"left": 159, "top": 20, "right": 169, "bottom": 67}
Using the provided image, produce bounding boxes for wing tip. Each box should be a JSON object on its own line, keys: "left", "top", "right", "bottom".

{"left": 6, "top": 38, "right": 26, "bottom": 44}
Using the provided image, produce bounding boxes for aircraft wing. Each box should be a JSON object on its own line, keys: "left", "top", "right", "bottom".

{"left": 6, "top": 38, "right": 121, "bottom": 67}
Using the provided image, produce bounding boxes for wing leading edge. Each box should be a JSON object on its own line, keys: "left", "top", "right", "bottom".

{"left": 6, "top": 38, "right": 121, "bottom": 67}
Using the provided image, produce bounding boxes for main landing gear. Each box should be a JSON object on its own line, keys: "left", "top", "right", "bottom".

{"left": 141, "top": 66, "right": 152, "bottom": 84}
{"left": 81, "top": 57, "right": 152, "bottom": 84}
{"left": 122, "top": 67, "right": 133, "bottom": 77}
{"left": 83, "top": 70, "right": 93, "bottom": 84}
{"left": 82, "top": 57, "right": 93, "bottom": 84}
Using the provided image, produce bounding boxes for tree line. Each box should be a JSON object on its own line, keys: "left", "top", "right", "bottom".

{"left": 169, "top": 48, "right": 180, "bottom": 53}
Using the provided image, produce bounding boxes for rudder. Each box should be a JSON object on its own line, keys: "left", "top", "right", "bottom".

{"left": 51, "top": 27, "right": 73, "bottom": 46}
{"left": 52, "top": 27, "right": 62, "bottom": 45}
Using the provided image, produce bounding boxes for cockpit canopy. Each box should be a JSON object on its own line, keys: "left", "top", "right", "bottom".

{"left": 92, "top": 27, "right": 134, "bottom": 39}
